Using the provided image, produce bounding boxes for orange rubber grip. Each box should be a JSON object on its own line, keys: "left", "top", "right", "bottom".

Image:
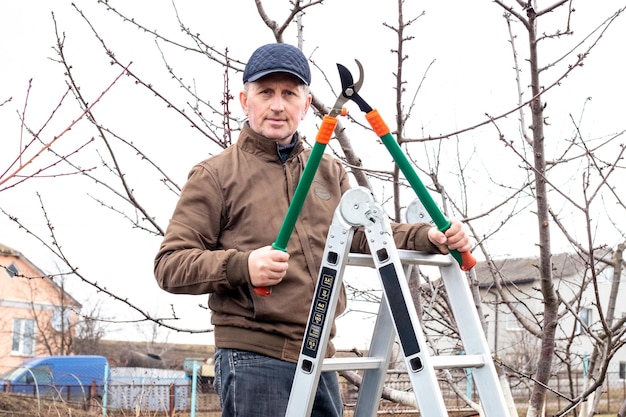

{"left": 459, "top": 251, "right": 477, "bottom": 271}
{"left": 316, "top": 116, "right": 338, "bottom": 144}
{"left": 365, "top": 109, "right": 390, "bottom": 137}
{"left": 253, "top": 286, "right": 272, "bottom": 296}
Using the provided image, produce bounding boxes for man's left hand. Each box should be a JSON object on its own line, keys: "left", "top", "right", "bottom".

{"left": 427, "top": 219, "right": 472, "bottom": 254}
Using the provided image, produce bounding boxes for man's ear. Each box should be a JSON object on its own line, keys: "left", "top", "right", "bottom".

{"left": 240, "top": 90, "right": 248, "bottom": 116}
{"left": 302, "top": 93, "right": 312, "bottom": 120}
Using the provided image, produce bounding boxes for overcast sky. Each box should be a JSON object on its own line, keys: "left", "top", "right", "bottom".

{"left": 1, "top": 1, "right": 625, "bottom": 348}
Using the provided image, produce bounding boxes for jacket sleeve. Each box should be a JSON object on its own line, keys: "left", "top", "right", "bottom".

{"left": 154, "top": 164, "right": 250, "bottom": 295}
{"left": 389, "top": 222, "right": 441, "bottom": 253}
{"left": 350, "top": 220, "right": 441, "bottom": 255}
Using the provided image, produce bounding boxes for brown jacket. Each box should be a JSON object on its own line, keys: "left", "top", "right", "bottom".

{"left": 154, "top": 124, "right": 439, "bottom": 362}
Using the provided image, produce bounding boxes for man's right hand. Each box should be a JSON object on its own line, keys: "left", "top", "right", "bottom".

{"left": 248, "top": 245, "right": 290, "bottom": 288}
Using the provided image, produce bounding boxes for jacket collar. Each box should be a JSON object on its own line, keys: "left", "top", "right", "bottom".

{"left": 237, "top": 123, "right": 303, "bottom": 162}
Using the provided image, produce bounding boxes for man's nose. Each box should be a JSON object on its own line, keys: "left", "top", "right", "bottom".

{"left": 270, "top": 95, "right": 285, "bottom": 111}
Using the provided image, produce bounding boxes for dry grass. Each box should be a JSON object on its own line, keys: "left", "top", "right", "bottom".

{"left": 0, "top": 392, "right": 224, "bottom": 417}
{"left": 0, "top": 392, "right": 96, "bottom": 417}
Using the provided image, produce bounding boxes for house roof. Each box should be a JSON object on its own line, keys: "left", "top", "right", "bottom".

{"left": 96, "top": 339, "right": 215, "bottom": 369}
{"left": 0, "top": 242, "right": 82, "bottom": 308}
{"left": 474, "top": 250, "right": 615, "bottom": 290}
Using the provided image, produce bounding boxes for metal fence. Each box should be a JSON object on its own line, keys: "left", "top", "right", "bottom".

{"left": 508, "top": 370, "right": 626, "bottom": 416}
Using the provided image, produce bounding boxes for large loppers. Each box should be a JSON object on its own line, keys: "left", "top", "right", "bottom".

{"left": 254, "top": 60, "right": 475, "bottom": 297}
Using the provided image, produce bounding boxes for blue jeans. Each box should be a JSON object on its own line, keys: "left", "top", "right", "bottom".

{"left": 214, "top": 348, "right": 343, "bottom": 417}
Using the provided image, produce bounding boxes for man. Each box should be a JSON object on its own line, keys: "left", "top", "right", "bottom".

{"left": 154, "top": 43, "right": 472, "bottom": 417}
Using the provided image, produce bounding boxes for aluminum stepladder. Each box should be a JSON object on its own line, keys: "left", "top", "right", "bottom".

{"left": 285, "top": 187, "right": 510, "bottom": 417}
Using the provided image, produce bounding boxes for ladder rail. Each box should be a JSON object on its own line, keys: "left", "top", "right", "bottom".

{"left": 284, "top": 215, "right": 356, "bottom": 417}
{"left": 439, "top": 260, "right": 510, "bottom": 416}
{"left": 356, "top": 193, "right": 450, "bottom": 417}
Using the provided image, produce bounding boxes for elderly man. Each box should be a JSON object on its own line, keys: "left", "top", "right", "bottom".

{"left": 154, "top": 42, "right": 472, "bottom": 417}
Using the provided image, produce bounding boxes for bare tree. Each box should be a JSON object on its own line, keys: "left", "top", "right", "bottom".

{"left": 485, "top": 2, "right": 626, "bottom": 416}
{"left": 74, "top": 300, "right": 108, "bottom": 355}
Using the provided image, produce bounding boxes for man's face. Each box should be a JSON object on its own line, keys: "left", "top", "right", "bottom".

{"left": 240, "top": 73, "right": 312, "bottom": 145}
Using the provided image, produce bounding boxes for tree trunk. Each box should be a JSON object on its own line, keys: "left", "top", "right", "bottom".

{"left": 613, "top": 247, "right": 626, "bottom": 417}
{"left": 526, "top": 7, "right": 559, "bottom": 417}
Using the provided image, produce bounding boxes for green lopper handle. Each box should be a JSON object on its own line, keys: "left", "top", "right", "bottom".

{"left": 364, "top": 110, "right": 476, "bottom": 271}
{"left": 272, "top": 141, "right": 326, "bottom": 252}
{"left": 253, "top": 116, "right": 339, "bottom": 296}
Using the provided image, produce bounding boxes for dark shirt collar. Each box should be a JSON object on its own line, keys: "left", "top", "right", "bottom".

{"left": 277, "top": 134, "right": 298, "bottom": 163}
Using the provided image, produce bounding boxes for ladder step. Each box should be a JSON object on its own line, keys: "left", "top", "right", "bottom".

{"left": 321, "top": 357, "right": 386, "bottom": 371}
{"left": 348, "top": 250, "right": 453, "bottom": 268}
{"left": 430, "top": 354, "right": 487, "bottom": 369}
{"left": 321, "top": 354, "right": 486, "bottom": 372}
